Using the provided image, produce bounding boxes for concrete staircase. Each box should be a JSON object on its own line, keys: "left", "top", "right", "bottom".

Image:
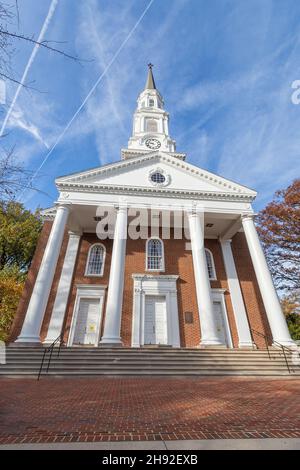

{"left": 1, "top": 346, "right": 300, "bottom": 377}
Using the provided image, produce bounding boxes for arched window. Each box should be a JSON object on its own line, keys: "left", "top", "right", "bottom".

{"left": 85, "top": 244, "right": 106, "bottom": 276}
{"left": 146, "top": 238, "right": 164, "bottom": 271}
{"left": 146, "top": 119, "right": 158, "bottom": 132}
{"left": 205, "top": 248, "right": 217, "bottom": 280}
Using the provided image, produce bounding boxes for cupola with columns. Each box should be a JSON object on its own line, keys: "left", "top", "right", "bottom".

{"left": 121, "top": 64, "right": 185, "bottom": 160}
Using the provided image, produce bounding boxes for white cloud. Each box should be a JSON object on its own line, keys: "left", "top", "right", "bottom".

{"left": 8, "top": 105, "right": 50, "bottom": 148}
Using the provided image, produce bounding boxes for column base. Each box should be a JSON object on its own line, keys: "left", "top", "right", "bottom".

{"left": 9, "top": 341, "right": 43, "bottom": 348}
{"left": 43, "top": 336, "right": 61, "bottom": 346}
{"left": 15, "top": 335, "right": 41, "bottom": 344}
{"left": 238, "top": 341, "right": 256, "bottom": 349}
{"left": 199, "top": 340, "right": 227, "bottom": 348}
{"left": 272, "top": 340, "right": 297, "bottom": 348}
{"left": 100, "top": 336, "right": 123, "bottom": 346}
{"left": 43, "top": 341, "right": 61, "bottom": 347}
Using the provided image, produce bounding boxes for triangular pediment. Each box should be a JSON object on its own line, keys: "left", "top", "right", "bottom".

{"left": 56, "top": 151, "right": 256, "bottom": 200}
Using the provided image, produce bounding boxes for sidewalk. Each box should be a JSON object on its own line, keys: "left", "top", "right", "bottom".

{"left": 1, "top": 438, "right": 300, "bottom": 450}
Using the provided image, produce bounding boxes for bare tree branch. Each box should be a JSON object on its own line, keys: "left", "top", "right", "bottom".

{"left": 0, "top": 71, "right": 37, "bottom": 90}
{"left": 0, "top": 145, "right": 53, "bottom": 201}
{"left": 0, "top": 29, "right": 80, "bottom": 62}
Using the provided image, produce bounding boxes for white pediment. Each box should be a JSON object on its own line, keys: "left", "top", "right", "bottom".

{"left": 56, "top": 152, "right": 256, "bottom": 200}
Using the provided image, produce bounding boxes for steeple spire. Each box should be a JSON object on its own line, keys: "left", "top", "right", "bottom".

{"left": 145, "top": 63, "right": 156, "bottom": 90}
{"left": 121, "top": 64, "right": 183, "bottom": 159}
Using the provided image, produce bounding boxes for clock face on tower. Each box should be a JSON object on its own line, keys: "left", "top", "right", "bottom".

{"left": 145, "top": 138, "right": 161, "bottom": 150}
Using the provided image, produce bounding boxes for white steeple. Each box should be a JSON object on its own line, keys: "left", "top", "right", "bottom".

{"left": 121, "top": 64, "right": 184, "bottom": 160}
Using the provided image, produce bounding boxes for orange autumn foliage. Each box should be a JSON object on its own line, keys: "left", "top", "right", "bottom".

{"left": 257, "top": 179, "right": 300, "bottom": 291}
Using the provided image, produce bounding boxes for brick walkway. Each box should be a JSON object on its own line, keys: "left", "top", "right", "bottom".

{"left": 0, "top": 377, "right": 300, "bottom": 444}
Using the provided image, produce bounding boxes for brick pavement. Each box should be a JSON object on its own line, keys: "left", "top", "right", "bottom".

{"left": 0, "top": 377, "right": 299, "bottom": 444}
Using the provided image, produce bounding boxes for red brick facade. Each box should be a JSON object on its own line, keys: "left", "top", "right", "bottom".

{"left": 10, "top": 223, "right": 271, "bottom": 348}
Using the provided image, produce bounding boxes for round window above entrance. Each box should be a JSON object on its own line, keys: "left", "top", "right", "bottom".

{"left": 151, "top": 172, "right": 165, "bottom": 184}
{"left": 148, "top": 167, "right": 170, "bottom": 187}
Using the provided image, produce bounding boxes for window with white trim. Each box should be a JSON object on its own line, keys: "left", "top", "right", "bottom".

{"left": 205, "top": 248, "right": 216, "bottom": 280}
{"left": 147, "top": 238, "right": 164, "bottom": 271}
{"left": 86, "top": 244, "right": 105, "bottom": 276}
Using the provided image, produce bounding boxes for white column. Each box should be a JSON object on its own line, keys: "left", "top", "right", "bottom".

{"left": 242, "top": 214, "right": 294, "bottom": 346}
{"left": 132, "top": 283, "right": 143, "bottom": 347}
{"left": 187, "top": 211, "right": 223, "bottom": 346}
{"left": 169, "top": 290, "right": 181, "bottom": 347}
{"left": 101, "top": 206, "right": 127, "bottom": 344}
{"left": 141, "top": 116, "right": 146, "bottom": 132}
{"left": 16, "top": 204, "right": 70, "bottom": 343}
{"left": 164, "top": 115, "right": 169, "bottom": 135}
{"left": 44, "top": 230, "right": 81, "bottom": 344}
{"left": 220, "top": 239, "right": 253, "bottom": 348}
{"left": 159, "top": 117, "right": 164, "bottom": 133}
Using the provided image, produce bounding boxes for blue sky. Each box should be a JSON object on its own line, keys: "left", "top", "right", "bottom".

{"left": 1, "top": 0, "right": 300, "bottom": 211}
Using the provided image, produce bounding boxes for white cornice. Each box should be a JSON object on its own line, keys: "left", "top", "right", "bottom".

{"left": 56, "top": 182, "right": 255, "bottom": 202}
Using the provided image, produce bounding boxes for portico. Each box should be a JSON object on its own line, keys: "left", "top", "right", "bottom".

{"left": 14, "top": 197, "right": 293, "bottom": 349}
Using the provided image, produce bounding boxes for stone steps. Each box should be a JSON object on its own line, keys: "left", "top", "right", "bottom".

{"left": 1, "top": 346, "right": 299, "bottom": 377}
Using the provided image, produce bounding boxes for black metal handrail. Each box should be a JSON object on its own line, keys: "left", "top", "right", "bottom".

{"left": 37, "top": 334, "right": 63, "bottom": 380}
{"left": 250, "top": 328, "right": 299, "bottom": 374}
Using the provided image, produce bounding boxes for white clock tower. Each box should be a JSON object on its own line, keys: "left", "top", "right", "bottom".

{"left": 122, "top": 64, "right": 184, "bottom": 160}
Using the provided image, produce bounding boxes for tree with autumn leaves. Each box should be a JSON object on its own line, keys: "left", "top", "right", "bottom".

{"left": 257, "top": 179, "right": 300, "bottom": 340}
{"left": 0, "top": 201, "right": 41, "bottom": 340}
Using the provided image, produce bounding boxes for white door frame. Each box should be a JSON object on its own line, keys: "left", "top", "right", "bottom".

{"left": 211, "top": 288, "right": 233, "bottom": 348}
{"left": 132, "top": 274, "right": 180, "bottom": 347}
{"left": 68, "top": 284, "right": 107, "bottom": 346}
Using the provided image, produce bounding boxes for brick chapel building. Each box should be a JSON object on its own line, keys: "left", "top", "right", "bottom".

{"left": 11, "top": 66, "right": 294, "bottom": 350}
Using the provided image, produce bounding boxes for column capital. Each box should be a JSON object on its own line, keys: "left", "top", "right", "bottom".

{"left": 68, "top": 230, "right": 82, "bottom": 238}
{"left": 219, "top": 237, "right": 232, "bottom": 245}
{"left": 186, "top": 201, "right": 204, "bottom": 217}
{"left": 186, "top": 209, "right": 204, "bottom": 218}
{"left": 114, "top": 204, "right": 128, "bottom": 212}
{"left": 241, "top": 213, "right": 256, "bottom": 222}
{"left": 186, "top": 210, "right": 196, "bottom": 218}
{"left": 55, "top": 202, "right": 72, "bottom": 212}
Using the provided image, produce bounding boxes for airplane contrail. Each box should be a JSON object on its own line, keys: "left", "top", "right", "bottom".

{"left": 0, "top": 0, "right": 59, "bottom": 137}
{"left": 17, "top": 0, "right": 155, "bottom": 202}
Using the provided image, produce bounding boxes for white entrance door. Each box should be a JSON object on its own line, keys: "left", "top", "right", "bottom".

{"left": 73, "top": 298, "right": 101, "bottom": 345}
{"left": 144, "top": 296, "right": 168, "bottom": 345}
{"left": 213, "top": 301, "right": 228, "bottom": 346}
